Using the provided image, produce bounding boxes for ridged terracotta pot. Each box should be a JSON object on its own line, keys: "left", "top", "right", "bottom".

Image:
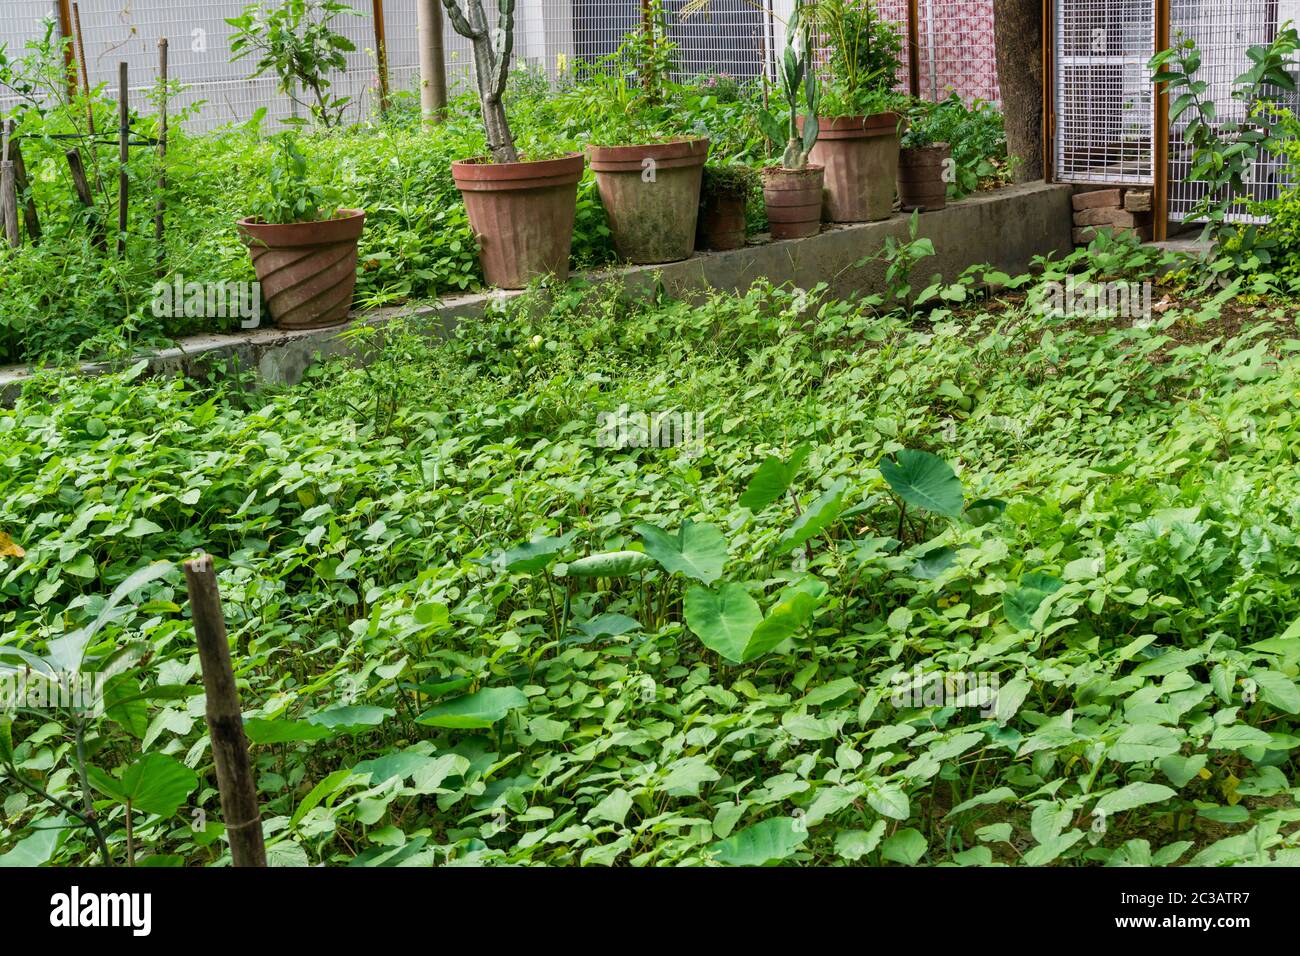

{"left": 898, "top": 143, "right": 951, "bottom": 212}
{"left": 587, "top": 138, "right": 709, "bottom": 264}
{"left": 452, "top": 152, "right": 584, "bottom": 289}
{"left": 802, "top": 112, "right": 903, "bottom": 223}
{"left": 761, "top": 166, "right": 824, "bottom": 240}
{"left": 237, "top": 209, "right": 366, "bottom": 330}
{"left": 696, "top": 191, "right": 747, "bottom": 251}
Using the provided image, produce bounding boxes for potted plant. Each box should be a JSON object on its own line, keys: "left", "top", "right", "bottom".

{"left": 898, "top": 101, "right": 952, "bottom": 212}
{"left": 585, "top": 3, "right": 710, "bottom": 264}
{"left": 761, "top": 3, "right": 824, "bottom": 240}
{"left": 696, "top": 164, "right": 756, "bottom": 251}
{"left": 237, "top": 133, "right": 366, "bottom": 330}
{"left": 442, "top": 0, "right": 584, "bottom": 289}
{"left": 804, "top": 0, "right": 907, "bottom": 222}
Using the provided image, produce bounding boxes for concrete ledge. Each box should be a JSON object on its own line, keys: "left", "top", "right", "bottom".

{"left": 1, "top": 181, "right": 1073, "bottom": 404}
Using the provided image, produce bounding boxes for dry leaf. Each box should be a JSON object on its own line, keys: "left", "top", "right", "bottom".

{"left": 0, "top": 531, "right": 25, "bottom": 559}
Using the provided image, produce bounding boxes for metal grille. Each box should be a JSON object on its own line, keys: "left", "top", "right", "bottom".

{"left": 1167, "top": 0, "right": 1299, "bottom": 223}
{"left": 916, "top": 0, "right": 1000, "bottom": 104}
{"left": 1054, "top": 0, "right": 1156, "bottom": 184}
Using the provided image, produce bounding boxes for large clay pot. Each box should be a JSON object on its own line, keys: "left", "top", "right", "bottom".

{"left": 802, "top": 112, "right": 903, "bottom": 222}
{"left": 452, "top": 152, "right": 584, "bottom": 289}
{"left": 237, "top": 209, "right": 366, "bottom": 330}
{"left": 586, "top": 138, "right": 710, "bottom": 264}
{"left": 696, "top": 191, "right": 747, "bottom": 251}
{"left": 897, "top": 143, "right": 951, "bottom": 212}
{"left": 761, "top": 166, "right": 824, "bottom": 240}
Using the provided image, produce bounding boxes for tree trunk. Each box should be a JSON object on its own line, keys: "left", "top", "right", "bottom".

{"left": 470, "top": 32, "right": 518, "bottom": 163}
{"left": 993, "top": 0, "right": 1044, "bottom": 182}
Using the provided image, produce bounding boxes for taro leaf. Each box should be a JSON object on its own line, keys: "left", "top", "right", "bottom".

{"left": 87, "top": 753, "right": 198, "bottom": 817}
{"left": 775, "top": 479, "right": 847, "bottom": 555}
{"left": 911, "top": 545, "right": 957, "bottom": 579}
{"left": 415, "top": 686, "right": 529, "bottom": 729}
{"left": 709, "top": 817, "right": 807, "bottom": 866}
{"left": 0, "top": 818, "right": 67, "bottom": 867}
{"left": 1094, "top": 782, "right": 1177, "bottom": 815}
{"left": 577, "top": 613, "right": 641, "bottom": 639}
{"left": 963, "top": 497, "right": 1006, "bottom": 527}
{"left": 1003, "top": 573, "right": 1064, "bottom": 631}
{"left": 45, "top": 562, "right": 174, "bottom": 674}
{"left": 500, "top": 531, "right": 576, "bottom": 573}
{"left": 742, "top": 590, "right": 819, "bottom": 662}
{"left": 565, "top": 550, "right": 657, "bottom": 578}
{"left": 739, "top": 444, "right": 811, "bottom": 512}
{"left": 635, "top": 520, "right": 728, "bottom": 584}
{"left": 684, "top": 582, "right": 762, "bottom": 663}
{"left": 243, "top": 718, "right": 336, "bottom": 745}
{"left": 307, "top": 705, "right": 395, "bottom": 734}
{"left": 878, "top": 449, "right": 964, "bottom": 517}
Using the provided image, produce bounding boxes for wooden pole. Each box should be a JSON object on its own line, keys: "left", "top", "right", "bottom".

{"left": 1041, "top": 0, "right": 1053, "bottom": 182}
{"left": 1153, "top": 0, "right": 1170, "bottom": 242}
{"left": 1, "top": 125, "right": 18, "bottom": 248}
{"left": 418, "top": 0, "right": 447, "bottom": 123}
{"left": 906, "top": 0, "right": 921, "bottom": 98}
{"left": 183, "top": 554, "right": 267, "bottom": 869}
{"left": 65, "top": 148, "right": 105, "bottom": 250}
{"left": 57, "top": 0, "right": 77, "bottom": 100}
{"left": 117, "top": 62, "right": 128, "bottom": 258}
{"left": 372, "top": 0, "right": 391, "bottom": 115}
{"left": 72, "top": 3, "right": 95, "bottom": 138}
{"left": 155, "top": 39, "right": 168, "bottom": 275}
{"left": 7, "top": 122, "right": 40, "bottom": 243}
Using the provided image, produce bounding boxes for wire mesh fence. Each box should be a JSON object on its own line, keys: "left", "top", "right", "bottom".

{"left": 0, "top": 1, "right": 1001, "bottom": 132}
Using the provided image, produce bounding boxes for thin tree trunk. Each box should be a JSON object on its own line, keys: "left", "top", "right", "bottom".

{"left": 993, "top": 0, "right": 1044, "bottom": 182}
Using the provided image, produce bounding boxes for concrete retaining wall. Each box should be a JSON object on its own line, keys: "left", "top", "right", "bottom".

{"left": 0, "top": 181, "right": 1073, "bottom": 404}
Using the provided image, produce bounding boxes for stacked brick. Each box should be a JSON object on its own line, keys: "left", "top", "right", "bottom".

{"left": 1071, "top": 188, "right": 1154, "bottom": 245}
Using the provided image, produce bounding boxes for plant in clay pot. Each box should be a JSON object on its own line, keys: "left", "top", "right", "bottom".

{"left": 803, "top": 0, "right": 907, "bottom": 222}
{"left": 760, "top": 2, "right": 825, "bottom": 241}
{"left": 897, "top": 102, "right": 952, "bottom": 212}
{"left": 584, "top": 2, "right": 710, "bottom": 265}
{"left": 237, "top": 133, "right": 366, "bottom": 330}
{"left": 442, "top": 0, "right": 584, "bottom": 289}
{"left": 696, "top": 163, "right": 757, "bottom": 251}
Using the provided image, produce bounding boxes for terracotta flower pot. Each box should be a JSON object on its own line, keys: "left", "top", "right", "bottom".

{"left": 452, "top": 152, "right": 584, "bottom": 290}
{"left": 897, "top": 143, "right": 952, "bottom": 212}
{"left": 586, "top": 138, "right": 710, "bottom": 264}
{"left": 762, "top": 166, "right": 824, "bottom": 240}
{"left": 696, "top": 190, "right": 747, "bottom": 251}
{"left": 801, "top": 112, "right": 903, "bottom": 223}
{"left": 237, "top": 209, "right": 366, "bottom": 330}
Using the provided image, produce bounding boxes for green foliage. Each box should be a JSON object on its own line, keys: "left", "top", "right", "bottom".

{"left": 811, "top": 0, "right": 904, "bottom": 116}
{"left": 227, "top": 0, "right": 363, "bottom": 128}
{"left": 900, "top": 94, "right": 1009, "bottom": 199}
{"left": 249, "top": 133, "right": 344, "bottom": 224}
{"left": 4, "top": 266, "right": 1300, "bottom": 866}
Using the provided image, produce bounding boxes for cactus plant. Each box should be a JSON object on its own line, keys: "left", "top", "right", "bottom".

{"left": 439, "top": 0, "right": 519, "bottom": 163}
{"left": 780, "top": 2, "right": 821, "bottom": 169}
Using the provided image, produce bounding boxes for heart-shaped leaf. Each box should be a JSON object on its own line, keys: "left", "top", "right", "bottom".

{"left": 684, "top": 582, "right": 762, "bottom": 663}
{"left": 879, "top": 449, "right": 964, "bottom": 517}
{"left": 635, "top": 520, "right": 728, "bottom": 584}
{"left": 709, "top": 817, "right": 807, "bottom": 866}
{"left": 87, "top": 753, "right": 198, "bottom": 817}
{"left": 1003, "top": 573, "right": 1064, "bottom": 631}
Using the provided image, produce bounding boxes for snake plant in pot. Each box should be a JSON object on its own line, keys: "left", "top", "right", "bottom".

{"left": 761, "top": 4, "right": 824, "bottom": 240}
{"left": 237, "top": 133, "right": 366, "bottom": 330}
{"left": 442, "top": 0, "right": 583, "bottom": 289}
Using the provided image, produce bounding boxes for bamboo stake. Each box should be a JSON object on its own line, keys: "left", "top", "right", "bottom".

{"left": 1, "top": 125, "right": 18, "bottom": 248}
{"left": 372, "top": 0, "right": 391, "bottom": 115}
{"left": 183, "top": 554, "right": 267, "bottom": 869}
{"left": 65, "top": 148, "right": 106, "bottom": 250}
{"left": 117, "top": 62, "right": 129, "bottom": 257}
{"left": 155, "top": 39, "right": 168, "bottom": 275}
{"left": 72, "top": 3, "right": 95, "bottom": 138}
{"left": 8, "top": 122, "right": 41, "bottom": 243}
{"left": 57, "top": 0, "right": 77, "bottom": 100}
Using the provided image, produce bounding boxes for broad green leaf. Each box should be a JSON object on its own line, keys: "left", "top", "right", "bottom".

{"left": 307, "top": 705, "right": 395, "bottom": 733}
{"left": 500, "top": 532, "right": 576, "bottom": 573}
{"left": 880, "top": 827, "right": 927, "bottom": 864}
{"left": 244, "top": 717, "right": 336, "bottom": 744}
{"left": 710, "top": 817, "right": 807, "bottom": 866}
{"left": 834, "top": 820, "right": 886, "bottom": 861}
{"left": 565, "top": 550, "right": 656, "bottom": 578}
{"left": 879, "top": 449, "right": 964, "bottom": 517}
{"left": 635, "top": 520, "right": 728, "bottom": 584}
{"left": 739, "top": 444, "right": 810, "bottom": 512}
{"left": 1003, "top": 573, "right": 1064, "bottom": 631}
{"left": 415, "top": 686, "right": 528, "bottom": 729}
{"left": 684, "top": 582, "right": 762, "bottom": 663}
{"left": 87, "top": 753, "right": 198, "bottom": 817}
{"left": 743, "top": 590, "right": 819, "bottom": 661}
{"left": 775, "top": 480, "right": 847, "bottom": 555}
{"left": 1095, "top": 782, "right": 1177, "bottom": 815}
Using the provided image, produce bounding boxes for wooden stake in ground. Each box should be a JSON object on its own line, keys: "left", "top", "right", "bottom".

{"left": 7, "top": 121, "right": 41, "bottom": 243}
{"left": 372, "top": 0, "right": 391, "bottom": 115}
{"left": 155, "top": 38, "right": 168, "bottom": 275}
{"left": 1, "top": 124, "right": 18, "bottom": 248}
{"left": 117, "top": 61, "right": 129, "bottom": 258}
{"left": 71, "top": 3, "right": 95, "bottom": 138}
{"left": 183, "top": 553, "right": 267, "bottom": 868}
{"left": 65, "top": 148, "right": 105, "bottom": 250}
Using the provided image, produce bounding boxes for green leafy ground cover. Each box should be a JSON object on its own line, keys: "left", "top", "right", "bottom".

{"left": 3, "top": 263, "right": 1300, "bottom": 867}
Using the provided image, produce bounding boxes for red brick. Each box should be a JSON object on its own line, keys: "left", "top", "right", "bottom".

{"left": 1071, "top": 188, "right": 1122, "bottom": 211}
